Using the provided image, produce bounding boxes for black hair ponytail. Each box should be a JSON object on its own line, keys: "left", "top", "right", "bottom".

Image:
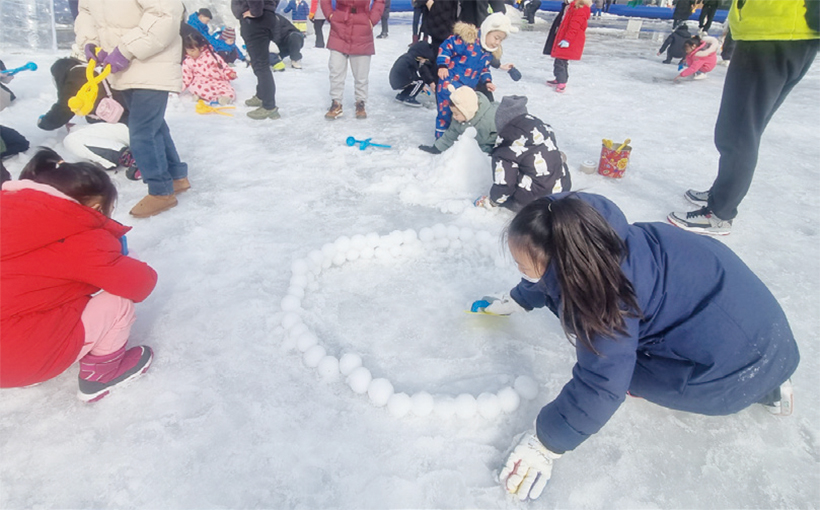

{"left": 20, "top": 148, "right": 117, "bottom": 216}
{"left": 507, "top": 194, "right": 640, "bottom": 354}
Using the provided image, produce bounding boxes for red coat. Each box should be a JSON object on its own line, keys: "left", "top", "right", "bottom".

{"left": 0, "top": 181, "right": 158, "bottom": 388}
{"left": 321, "top": 0, "right": 384, "bottom": 56}
{"left": 551, "top": 1, "right": 591, "bottom": 61}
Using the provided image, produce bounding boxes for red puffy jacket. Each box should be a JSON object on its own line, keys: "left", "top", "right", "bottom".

{"left": 321, "top": 0, "right": 385, "bottom": 56}
{"left": 551, "top": 0, "right": 591, "bottom": 61}
{"left": 0, "top": 181, "right": 157, "bottom": 388}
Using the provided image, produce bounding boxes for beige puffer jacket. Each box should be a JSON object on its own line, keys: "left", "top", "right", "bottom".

{"left": 74, "top": 0, "right": 184, "bottom": 92}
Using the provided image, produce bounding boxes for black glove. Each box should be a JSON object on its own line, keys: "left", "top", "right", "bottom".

{"left": 418, "top": 144, "right": 441, "bottom": 154}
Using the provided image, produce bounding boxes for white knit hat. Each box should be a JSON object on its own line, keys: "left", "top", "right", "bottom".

{"left": 480, "top": 12, "right": 518, "bottom": 51}
{"left": 447, "top": 84, "right": 479, "bottom": 121}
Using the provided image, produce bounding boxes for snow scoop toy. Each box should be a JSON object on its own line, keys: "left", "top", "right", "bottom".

{"left": 68, "top": 55, "right": 111, "bottom": 117}
{"left": 0, "top": 61, "right": 37, "bottom": 77}
{"left": 466, "top": 299, "right": 507, "bottom": 316}
{"left": 195, "top": 100, "right": 235, "bottom": 116}
{"left": 346, "top": 136, "right": 391, "bottom": 151}
{"left": 598, "top": 138, "right": 632, "bottom": 178}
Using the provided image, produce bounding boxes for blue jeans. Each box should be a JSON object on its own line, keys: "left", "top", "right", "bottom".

{"left": 122, "top": 89, "right": 187, "bottom": 196}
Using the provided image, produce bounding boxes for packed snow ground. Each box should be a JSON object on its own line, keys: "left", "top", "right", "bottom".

{"left": 1, "top": 12, "right": 819, "bottom": 509}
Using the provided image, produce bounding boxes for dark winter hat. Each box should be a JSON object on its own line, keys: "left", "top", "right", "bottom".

{"left": 495, "top": 95, "right": 529, "bottom": 133}
{"left": 198, "top": 8, "right": 213, "bottom": 19}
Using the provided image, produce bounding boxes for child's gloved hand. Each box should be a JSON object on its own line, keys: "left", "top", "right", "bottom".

{"left": 507, "top": 66, "right": 522, "bottom": 81}
{"left": 472, "top": 294, "right": 524, "bottom": 315}
{"left": 499, "top": 434, "right": 562, "bottom": 501}
{"left": 103, "top": 47, "right": 130, "bottom": 73}
{"left": 473, "top": 195, "right": 495, "bottom": 209}
{"left": 418, "top": 144, "right": 441, "bottom": 154}
{"left": 558, "top": 40, "right": 570, "bottom": 48}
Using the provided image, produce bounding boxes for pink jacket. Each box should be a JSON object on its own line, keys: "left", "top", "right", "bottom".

{"left": 182, "top": 49, "right": 237, "bottom": 102}
{"left": 321, "top": 0, "right": 384, "bottom": 56}
{"left": 680, "top": 37, "right": 718, "bottom": 77}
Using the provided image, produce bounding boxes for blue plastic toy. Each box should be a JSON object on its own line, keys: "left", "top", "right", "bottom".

{"left": 346, "top": 136, "right": 391, "bottom": 151}
{"left": 1, "top": 61, "right": 37, "bottom": 77}
{"left": 470, "top": 300, "right": 491, "bottom": 313}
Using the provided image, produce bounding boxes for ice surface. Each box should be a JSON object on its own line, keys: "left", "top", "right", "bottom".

{"left": 0, "top": 12, "right": 818, "bottom": 510}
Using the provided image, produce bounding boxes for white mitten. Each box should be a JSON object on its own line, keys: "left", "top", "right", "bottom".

{"left": 485, "top": 294, "right": 525, "bottom": 316}
{"left": 499, "top": 434, "right": 562, "bottom": 501}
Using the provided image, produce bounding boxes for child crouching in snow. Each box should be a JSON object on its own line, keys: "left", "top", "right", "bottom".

{"left": 0, "top": 148, "right": 157, "bottom": 401}
{"left": 675, "top": 35, "right": 719, "bottom": 81}
{"left": 419, "top": 85, "right": 498, "bottom": 154}
{"left": 182, "top": 32, "right": 237, "bottom": 104}
{"left": 475, "top": 95, "right": 571, "bottom": 212}
{"left": 390, "top": 41, "right": 437, "bottom": 107}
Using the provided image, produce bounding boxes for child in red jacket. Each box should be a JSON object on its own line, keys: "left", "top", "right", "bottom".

{"left": 544, "top": 0, "right": 591, "bottom": 93}
{"left": 0, "top": 149, "right": 157, "bottom": 402}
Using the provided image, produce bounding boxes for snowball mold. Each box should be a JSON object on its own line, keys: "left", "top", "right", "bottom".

{"left": 279, "top": 227, "right": 539, "bottom": 419}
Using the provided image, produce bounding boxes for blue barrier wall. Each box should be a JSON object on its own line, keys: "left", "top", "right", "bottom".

{"left": 388, "top": 0, "right": 728, "bottom": 23}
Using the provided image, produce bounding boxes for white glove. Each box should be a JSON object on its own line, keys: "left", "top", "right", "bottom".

{"left": 558, "top": 40, "right": 570, "bottom": 48}
{"left": 499, "top": 434, "right": 562, "bottom": 501}
{"left": 485, "top": 294, "right": 524, "bottom": 316}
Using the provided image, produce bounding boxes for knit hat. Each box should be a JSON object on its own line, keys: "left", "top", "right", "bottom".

{"left": 495, "top": 95, "right": 529, "bottom": 133}
{"left": 480, "top": 12, "right": 518, "bottom": 51}
{"left": 220, "top": 27, "right": 236, "bottom": 41}
{"left": 447, "top": 85, "right": 479, "bottom": 121}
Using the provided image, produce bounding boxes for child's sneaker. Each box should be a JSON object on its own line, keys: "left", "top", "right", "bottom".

{"left": 693, "top": 72, "right": 708, "bottom": 80}
{"left": 272, "top": 60, "right": 286, "bottom": 72}
{"left": 760, "top": 380, "right": 794, "bottom": 416}
{"left": 667, "top": 206, "right": 732, "bottom": 235}
{"left": 77, "top": 346, "right": 153, "bottom": 402}
{"left": 685, "top": 189, "right": 709, "bottom": 207}
{"left": 555, "top": 83, "right": 566, "bottom": 93}
{"left": 244, "top": 95, "right": 263, "bottom": 107}
{"left": 217, "top": 95, "right": 233, "bottom": 105}
{"left": 325, "top": 100, "right": 343, "bottom": 119}
{"left": 546, "top": 79, "right": 559, "bottom": 86}
{"left": 355, "top": 100, "right": 367, "bottom": 119}
{"left": 125, "top": 166, "right": 141, "bottom": 181}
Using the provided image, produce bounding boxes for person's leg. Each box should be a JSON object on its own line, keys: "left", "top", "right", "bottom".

{"left": 287, "top": 31, "right": 305, "bottom": 62}
{"left": 707, "top": 39, "right": 819, "bottom": 221}
{"left": 412, "top": 6, "right": 422, "bottom": 37}
{"left": 63, "top": 122, "right": 130, "bottom": 169}
{"left": 314, "top": 19, "right": 325, "bottom": 48}
{"left": 379, "top": 0, "right": 391, "bottom": 36}
{"left": 0, "top": 125, "right": 29, "bottom": 157}
{"left": 435, "top": 80, "right": 453, "bottom": 138}
{"left": 240, "top": 14, "right": 277, "bottom": 109}
{"left": 123, "top": 89, "right": 174, "bottom": 196}
{"left": 554, "top": 58, "right": 569, "bottom": 84}
{"left": 328, "top": 50, "right": 348, "bottom": 103}
{"left": 704, "top": 3, "right": 716, "bottom": 32}
{"left": 349, "top": 54, "right": 371, "bottom": 104}
{"left": 76, "top": 292, "right": 136, "bottom": 360}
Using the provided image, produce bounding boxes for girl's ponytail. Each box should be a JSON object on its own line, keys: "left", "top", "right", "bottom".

{"left": 19, "top": 148, "right": 118, "bottom": 216}
{"left": 507, "top": 194, "right": 640, "bottom": 354}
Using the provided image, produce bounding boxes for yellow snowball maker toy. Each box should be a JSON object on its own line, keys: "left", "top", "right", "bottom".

{"left": 195, "top": 99, "right": 235, "bottom": 116}
{"left": 67, "top": 50, "right": 111, "bottom": 117}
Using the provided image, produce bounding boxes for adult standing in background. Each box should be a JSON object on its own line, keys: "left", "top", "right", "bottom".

{"left": 75, "top": 0, "right": 190, "bottom": 218}
{"left": 458, "top": 0, "right": 508, "bottom": 27}
{"left": 698, "top": 0, "right": 719, "bottom": 34}
{"left": 671, "top": 0, "right": 694, "bottom": 28}
{"left": 377, "top": 0, "right": 391, "bottom": 38}
{"left": 321, "top": 0, "right": 385, "bottom": 120}
{"left": 421, "top": 0, "right": 459, "bottom": 56}
{"left": 309, "top": 0, "right": 327, "bottom": 48}
{"left": 669, "top": 0, "right": 819, "bottom": 235}
{"left": 232, "top": 0, "right": 282, "bottom": 120}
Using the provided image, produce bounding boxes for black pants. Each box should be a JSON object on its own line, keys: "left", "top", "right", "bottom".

{"left": 0, "top": 125, "right": 30, "bottom": 159}
{"left": 698, "top": 2, "right": 718, "bottom": 32}
{"left": 721, "top": 29, "right": 735, "bottom": 61}
{"left": 524, "top": 0, "right": 541, "bottom": 23}
{"left": 241, "top": 11, "right": 278, "bottom": 109}
{"left": 708, "top": 39, "right": 819, "bottom": 220}
{"left": 553, "top": 58, "right": 569, "bottom": 84}
{"left": 279, "top": 31, "right": 305, "bottom": 62}
{"left": 313, "top": 19, "right": 325, "bottom": 48}
{"left": 380, "top": 0, "right": 391, "bottom": 34}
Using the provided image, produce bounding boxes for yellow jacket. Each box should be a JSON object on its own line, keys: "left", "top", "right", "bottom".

{"left": 729, "top": 0, "right": 819, "bottom": 40}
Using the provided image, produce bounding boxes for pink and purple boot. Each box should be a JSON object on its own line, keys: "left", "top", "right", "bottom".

{"left": 78, "top": 346, "right": 153, "bottom": 402}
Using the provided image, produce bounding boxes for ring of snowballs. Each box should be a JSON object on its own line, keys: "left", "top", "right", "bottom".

{"left": 279, "top": 225, "right": 540, "bottom": 420}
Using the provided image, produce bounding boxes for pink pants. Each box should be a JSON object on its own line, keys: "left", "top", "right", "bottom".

{"left": 75, "top": 292, "right": 136, "bottom": 361}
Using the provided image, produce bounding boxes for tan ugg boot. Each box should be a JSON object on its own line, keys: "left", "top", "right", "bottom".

{"left": 173, "top": 178, "right": 191, "bottom": 194}
{"left": 130, "top": 194, "right": 178, "bottom": 218}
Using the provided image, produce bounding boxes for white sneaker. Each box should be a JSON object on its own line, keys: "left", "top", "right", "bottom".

{"left": 693, "top": 72, "right": 707, "bottom": 80}
{"left": 291, "top": 60, "right": 302, "bottom": 69}
{"left": 763, "top": 380, "right": 794, "bottom": 417}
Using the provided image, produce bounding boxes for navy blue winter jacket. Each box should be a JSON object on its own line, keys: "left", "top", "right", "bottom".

{"left": 509, "top": 193, "right": 798, "bottom": 454}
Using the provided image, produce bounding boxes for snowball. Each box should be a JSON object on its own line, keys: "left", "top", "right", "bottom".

{"left": 476, "top": 230, "right": 494, "bottom": 245}
{"left": 317, "top": 356, "right": 340, "bottom": 381}
{"left": 288, "top": 322, "right": 309, "bottom": 340}
{"left": 308, "top": 249, "right": 324, "bottom": 267}
{"left": 347, "top": 366, "right": 372, "bottom": 394}
{"left": 290, "top": 273, "right": 308, "bottom": 289}
{"left": 280, "top": 295, "right": 301, "bottom": 312}
{"left": 477, "top": 392, "right": 502, "bottom": 419}
{"left": 411, "top": 392, "right": 435, "bottom": 417}
{"left": 281, "top": 312, "right": 302, "bottom": 330}
{"left": 296, "top": 331, "right": 319, "bottom": 352}
{"left": 454, "top": 393, "right": 478, "bottom": 419}
{"left": 432, "top": 223, "right": 448, "bottom": 239}
{"left": 367, "top": 378, "right": 394, "bottom": 407}
{"left": 447, "top": 225, "right": 461, "bottom": 240}
{"left": 514, "top": 375, "right": 539, "bottom": 400}
{"left": 291, "top": 259, "right": 309, "bottom": 275}
{"left": 387, "top": 393, "right": 413, "bottom": 418}
{"left": 448, "top": 239, "right": 462, "bottom": 252}
{"left": 374, "top": 246, "right": 392, "bottom": 260}
{"left": 332, "top": 252, "right": 347, "bottom": 266}
{"left": 389, "top": 245, "right": 403, "bottom": 258}
{"left": 402, "top": 229, "right": 418, "bottom": 245}
{"left": 497, "top": 386, "right": 521, "bottom": 413}
{"left": 321, "top": 243, "right": 336, "bottom": 258}
{"left": 339, "top": 353, "right": 363, "bottom": 376}
{"left": 359, "top": 246, "right": 375, "bottom": 259}
{"left": 434, "top": 396, "right": 456, "bottom": 419}
{"left": 459, "top": 227, "right": 474, "bottom": 242}
{"left": 303, "top": 345, "right": 326, "bottom": 368}
{"left": 287, "top": 286, "right": 305, "bottom": 299}
{"left": 418, "top": 227, "right": 434, "bottom": 243}
{"left": 346, "top": 249, "right": 360, "bottom": 261}
{"left": 350, "top": 234, "right": 367, "bottom": 250}
{"left": 435, "top": 238, "right": 450, "bottom": 250}
{"left": 334, "top": 235, "right": 351, "bottom": 252}
{"left": 387, "top": 230, "right": 404, "bottom": 247}
{"left": 365, "top": 232, "right": 381, "bottom": 248}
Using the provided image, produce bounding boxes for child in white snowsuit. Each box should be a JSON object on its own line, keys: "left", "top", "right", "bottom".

{"left": 476, "top": 95, "right": 571, "bottom": 212}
